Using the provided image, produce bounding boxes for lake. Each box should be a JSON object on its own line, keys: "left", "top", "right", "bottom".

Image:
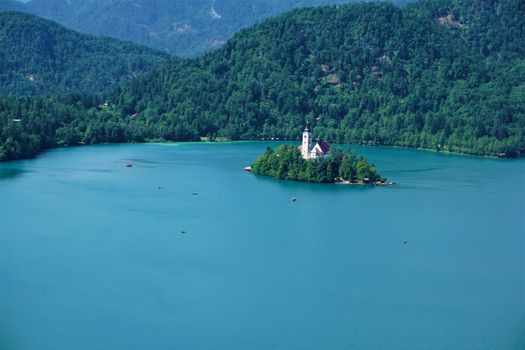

{"left": 1, "top": 142, "right": 524, "bottom": 350}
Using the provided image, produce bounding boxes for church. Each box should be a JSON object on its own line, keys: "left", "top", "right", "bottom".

{"left": 299, "top": 123, "right": 330, "bottom": 160}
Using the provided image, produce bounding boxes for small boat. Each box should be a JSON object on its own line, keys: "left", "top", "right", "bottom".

{"left": 244, "top": 166, "right": 252, "bottom": 172}
{"left": 291, "top": 197, "right": 297, "bottom": 202}
{"left": 125, "top": 163, "right": 133, "bottom": 168}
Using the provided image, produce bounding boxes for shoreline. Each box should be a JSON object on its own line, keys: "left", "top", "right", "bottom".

{"left": 1, "top": 139, "right": 521, "bottom": 163}
{"left": 102, "top": 140, "right": 525, "bottom": 159}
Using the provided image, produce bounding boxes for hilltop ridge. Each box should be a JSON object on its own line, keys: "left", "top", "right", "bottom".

{"left": 0, "top": 11, "right": 169, "bottom": 95}
{"left": 116, "top": 0, "right": 524, "bottom": 156}
{"left": 1, "top": 0, "right": 412, "bottom": 57}
{"left": 0, "top": 0, "right": 523, "bottom": 161}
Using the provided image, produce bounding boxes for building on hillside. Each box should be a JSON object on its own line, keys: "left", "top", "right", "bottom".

{"left": 299, "top": 122, "right": 330, "bottom": 160}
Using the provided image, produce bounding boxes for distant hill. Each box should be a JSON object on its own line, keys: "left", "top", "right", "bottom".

{"left": 116, "top": 0, "right": 524, "bottom": 156}
{"left": 1, "top": 0, "right": 411, "bottom": 57}
{"left": 0, "top": 0, "right": 25, "bottom": 11}
{"left": 0, "top": 11, "right": 169, "bottom": 95}
{"left": 0, "top": 0, "right": 523, "bottom": 162}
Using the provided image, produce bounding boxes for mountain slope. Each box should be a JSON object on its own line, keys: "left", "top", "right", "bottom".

{"left": 116, "top": 0, "right": 524, "bottom": 156}
{"left": 0, "top": 0, "right": 523, "bottom": 161}
{"left": 0, "top": 11, "right": 169, "bottom": 95}
{"left": 6, "top": 0, "right": 411, "bottom": 57}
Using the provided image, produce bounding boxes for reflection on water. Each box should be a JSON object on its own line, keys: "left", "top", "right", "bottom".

{"left": 0, "top": 142, "right": 524, "bottom": 350}
{"left": 389, "top": 167, "right": 442, "bottom": 173}
{"left": 0, "top": 167, "right": 31, "bottom": 181}
{"left": 127, "top": 158, "right": 162, "bottom": 164}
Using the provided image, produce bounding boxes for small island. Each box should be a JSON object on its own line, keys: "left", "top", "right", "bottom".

{"left": 251, "top": 124, "right": 387, "bottom": 184}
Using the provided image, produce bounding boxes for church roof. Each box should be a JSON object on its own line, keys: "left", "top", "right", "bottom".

{"left": 314, "top": 141, "right": 330, "bottom": 154}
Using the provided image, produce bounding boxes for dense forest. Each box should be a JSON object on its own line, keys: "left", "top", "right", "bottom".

{"left": 0, "top": 0, "right": 524, "bottom": 162}
{"left": 0, "top": 12, "right": 169, "bottom": 95}
{"left": 0, "top": 94, "right": 174, "bottom": 161}
{"left": 252, "top": 145, "right": 385, "bottom": 183}
{"left": 116, "top": 0, "right": 525, "bottom": 157}
{"left": 1, "top": 0, "right": 411, "bottom": 57}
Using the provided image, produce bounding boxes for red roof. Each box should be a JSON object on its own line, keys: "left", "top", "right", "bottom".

{"left": 315, "top": 141, "right": 330, "bottom": 154}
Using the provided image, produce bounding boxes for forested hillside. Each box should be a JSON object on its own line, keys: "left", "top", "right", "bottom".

{"left": 2, "top": 0, "right": 411, "bottom": 57}
{"left": 0, "top": 0, "right": 524, "bottom": 161}
{"left": 116, "top": 0, "right": 525, "bottom": 156}
{"left": 0, "top": 12, "right": 169, "bottom": 95}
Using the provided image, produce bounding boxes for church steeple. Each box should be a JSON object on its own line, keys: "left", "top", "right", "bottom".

{"left": 301, "top": 121, "right": 312, "bottom": 159}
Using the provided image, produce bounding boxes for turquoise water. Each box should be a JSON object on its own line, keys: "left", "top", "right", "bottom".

{"left": 0, "top": 142, "right": 524, "bottom": 350}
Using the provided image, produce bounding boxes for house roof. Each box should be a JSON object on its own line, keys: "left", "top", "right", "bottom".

{"left": 314, "top": 141, "right": 330, "bottom": 154}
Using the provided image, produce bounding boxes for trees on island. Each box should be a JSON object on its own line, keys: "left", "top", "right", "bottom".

{"left": 251, "top": 145, "right": 385, "bottom": 183}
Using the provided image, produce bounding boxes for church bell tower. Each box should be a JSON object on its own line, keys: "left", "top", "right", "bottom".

{"left": 301, "top": 122, "right": 312, "bottom": 159}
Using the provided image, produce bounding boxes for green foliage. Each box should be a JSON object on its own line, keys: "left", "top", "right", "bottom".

{"left": 0, "top": 0, "right": 524, "bottom": 162}
{"left": 115, "top": 0, "right": 525, "bottom": 157}
{"left": 251, "top": 145, "right": 384, "bottom": 183}
{"left": 5, "top": 0, "right": 411, "bottom": 57}
{"left": 0, "top": 12, "right": 169, "bottom": 96}
{"left": 0, "top": 93, "right": 203, "bottom": 161}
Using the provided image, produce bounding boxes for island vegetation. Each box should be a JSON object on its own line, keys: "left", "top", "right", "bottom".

{"left": 252, "top": 145, "right": 386, "bottom": 184}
